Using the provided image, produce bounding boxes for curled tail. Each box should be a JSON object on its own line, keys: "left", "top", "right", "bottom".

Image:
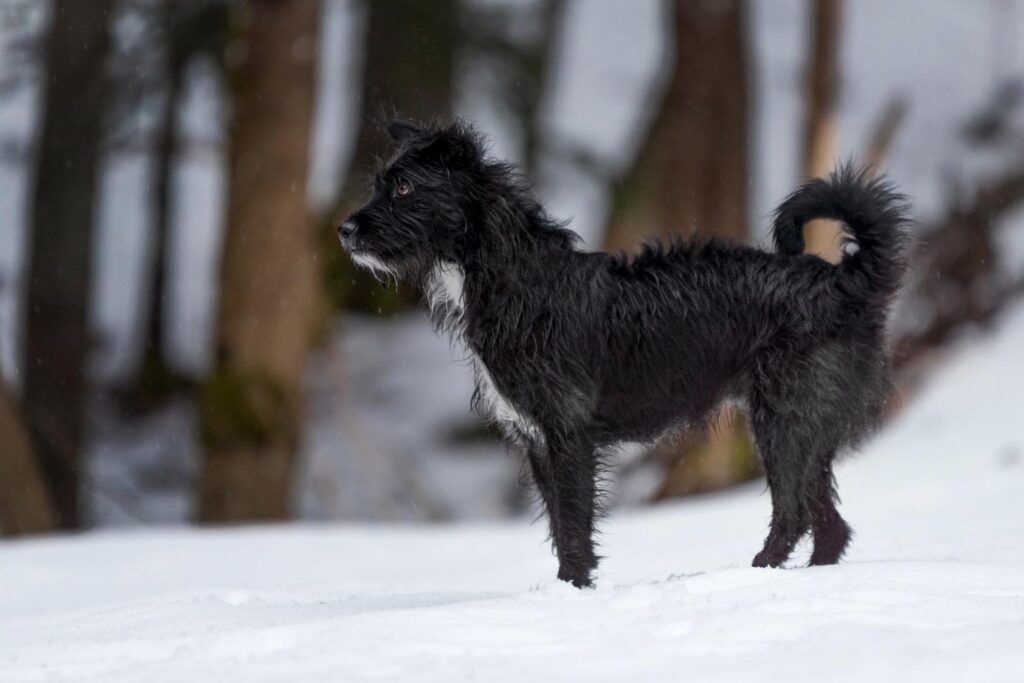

{"left": 772, "top": 164, "right": 911, "bottom": 302}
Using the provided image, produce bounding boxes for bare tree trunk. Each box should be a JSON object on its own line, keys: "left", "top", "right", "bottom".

{"left": 343, "top": 0, "right": 456, "bottom": 205}
{"left": 319, "top": 0, "right": 457, "bottom": 314}
{"left": 198, "top": 0, "right": 319, "bottom": 522}
{"left": 130, "top": 0, "right": 228, "bottom": 405}
{"left": 801, "top": 0, "right": 844, "bottom": 262}
{"left": 520, "top": 0, "right": 567, "bottom": 180}
{"left": 129, "top": 0, "right": 191, "bottom": 405}
{"left": 605, "top": 0, "right": 748, "bottom": 252}
{"left": 23, "top": 0, "right": 113, "bottom": 528}
{"left": 863, "top": 96, "right": 908, "bottom": 173}
{"left": 479, "top": 0, "right": 567, "bottom": 180}
{"left": 0, "top": 383, "right": 56, "bottom": 536}
{"left": 603, "top": 0, "right": 757, "bottom": 499}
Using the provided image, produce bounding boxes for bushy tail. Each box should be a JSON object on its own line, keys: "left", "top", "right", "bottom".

{"left": 772, "top": 164, "right": 910, "bottom": 302}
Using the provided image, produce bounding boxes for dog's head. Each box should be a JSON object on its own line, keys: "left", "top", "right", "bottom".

{"left": 338, "top": 121, "right": 484, "bottom": 282}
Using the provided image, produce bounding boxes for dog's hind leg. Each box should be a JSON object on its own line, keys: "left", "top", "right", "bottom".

{"left": 538, "top": 431, "right": 599, "bottom": 588}
{"left": 800, "top": 342, "right": 883, "bottom": 565}
{"left": 749, "top": 342, "right": 868, "bottom": 567}
{"left": 749, "top": 405, "right": 811, "bottom": 568}
{"left": 806, "top": 459, "right": 852, "bottom": 565}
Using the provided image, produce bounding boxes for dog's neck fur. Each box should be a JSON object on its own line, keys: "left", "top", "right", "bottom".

{"left": 424, "top": 179, "right": 574, "bottom": 332}
{"left": 468, "top": 177, "right": 578, "bottom": 264}
{"left": 422, "top": 183, "right": 571, "bottom": 441}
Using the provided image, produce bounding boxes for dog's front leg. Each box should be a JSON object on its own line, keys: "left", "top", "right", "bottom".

{"left": 540, "top": 431, "right": 599, "bottom": 588}
{"left": 527, "top": 443, "right": 561, "bottom": 544}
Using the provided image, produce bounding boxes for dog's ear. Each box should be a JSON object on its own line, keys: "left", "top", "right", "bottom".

{"left": 421, "top": 129, "right": 476, "bottom": 168}
{"left": 386, "top": 120, "right": 422, "bottom": 143}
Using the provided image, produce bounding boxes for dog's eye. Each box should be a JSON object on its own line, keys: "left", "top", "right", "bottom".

{"left": 394, "top": 182, "right": 413, "bottom": 198}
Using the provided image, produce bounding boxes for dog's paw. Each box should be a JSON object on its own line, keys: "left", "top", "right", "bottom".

{"left": 809, "top": 518, "right": 852, "bottom": 566}
{"left": 751, "top": 550, "right": 783, "bottom": 568}
{"left": 557, "top": 566, "right": 594, "bottom": 589}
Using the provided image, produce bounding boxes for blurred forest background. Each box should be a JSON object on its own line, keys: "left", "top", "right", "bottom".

{"left": 1, "top": 0, "right": 1023, "bottom": 535}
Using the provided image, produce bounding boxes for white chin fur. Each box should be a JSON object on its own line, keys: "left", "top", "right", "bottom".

{"left": 350, "top": 252, "right": 398, "bottom": 283}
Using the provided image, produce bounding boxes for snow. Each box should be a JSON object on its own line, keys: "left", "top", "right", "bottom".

{"left": 3, "top": 303, "right": 1024, "bottom": 681}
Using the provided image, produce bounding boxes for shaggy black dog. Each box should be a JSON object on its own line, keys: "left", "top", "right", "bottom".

{"left": 339, "top": 120, "right": 909, "bottom": 588}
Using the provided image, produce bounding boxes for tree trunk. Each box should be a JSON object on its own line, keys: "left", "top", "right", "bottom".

{"left": 518, "top": 0, "right": 567, "bottom": 181}
{"left": 22, "top": 0, "right": 113, "bottom": 529}
{"left": 801, "top": 0, "right": 843, "bottom": 262}
{"left": 198, "top": 0, "right": 319, "bottom": 522}
{"left": 319, "top": 0, "right": 457, "bottom": 314}
{"left": 603, "top": 0, "right": 758, "bottom": 499}
{"left": 344, "top": 0, "right": 456, "bottom": 205}
{"left": 127, "top": 0, "right": 193, "bottom": 407}
{"left": 605, "top": 0, "right": 749, "bottom": 251}
{"left": 863, "top": 96, "right": 908, "bottom": 173}
{"left": 0, "top": 383, "right": 56, "bottom": 536}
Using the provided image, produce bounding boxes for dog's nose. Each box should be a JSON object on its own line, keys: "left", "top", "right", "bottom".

{"left": 338, "top": 221, "right": 357, "bottom": 240}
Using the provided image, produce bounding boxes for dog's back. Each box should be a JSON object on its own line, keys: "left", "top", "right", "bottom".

{"left": 575, "top": 167, "right": 908, "bottom": 448}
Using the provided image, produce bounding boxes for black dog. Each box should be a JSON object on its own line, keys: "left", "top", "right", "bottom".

{"left": 339, "top": 120, "right": 908, "bottom": 587}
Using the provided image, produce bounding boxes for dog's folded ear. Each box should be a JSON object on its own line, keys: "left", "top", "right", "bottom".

{"left": 421, "top": 129, "right": 476, "bottom": 169}
{"left": 386, "top": 120, "right": 422, "bottom": 143}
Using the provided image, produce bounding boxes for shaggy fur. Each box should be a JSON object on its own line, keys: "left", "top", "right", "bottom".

{"left": 338, "top": 120, "right": 910, "bottom": 587}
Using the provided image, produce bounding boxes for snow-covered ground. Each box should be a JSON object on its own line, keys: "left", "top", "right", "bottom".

{"left": 3, "top": 303, "right": 1023, "bottom": 681}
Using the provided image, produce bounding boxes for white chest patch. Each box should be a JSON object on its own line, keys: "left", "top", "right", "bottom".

{"left": 426, "top": 261, "right": 540, "bottom": 441}
{"left": 472, "top": 357, "right": 541, "bottom": 441}
{"left": 425, "top": 261, "right": 465, "bottom": 329}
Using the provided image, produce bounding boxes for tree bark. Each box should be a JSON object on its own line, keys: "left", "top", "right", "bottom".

{"left": 518, "top": 0, "right": 567, "bottom": 181}
{"left": 134, "top": 1, "right": 229, "bottom": 402}
{"left": 125, "top": 0, "right": 194, "bottom": 407}
{"left": 319, "top": 0, "right": 458, "bottom": 314}
{"left": 863, "top": 96, "right": 908, "bottom": 173}
{"left": 801, "top": 0, "right": 844, "bottom": 262}
{"left": 0, "top": 383, "right": 56, "bottom": 536}
{"left": 198, "top": 0, "right": 320, "bottom": 522}
{"left": 342, "top": 0, "right": 456, "bottom": 206}
{"left": 140, "top": 1, "right": 185, "bottom": 385}
{"left": 605, "top": 0, "right": 749, "bottom": 252}
{"left": 22, "top": 0, "right": 113, "bottom": 528}
{"left": 602, "top": 0, "right": 757, "bottom": 499}
{"left": 467, "top": 0, "right": 567, "bottom": 180}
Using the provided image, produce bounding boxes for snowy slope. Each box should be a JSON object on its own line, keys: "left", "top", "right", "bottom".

{"left": 3, "top": 305, "right": 1024, "bottom": 681}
